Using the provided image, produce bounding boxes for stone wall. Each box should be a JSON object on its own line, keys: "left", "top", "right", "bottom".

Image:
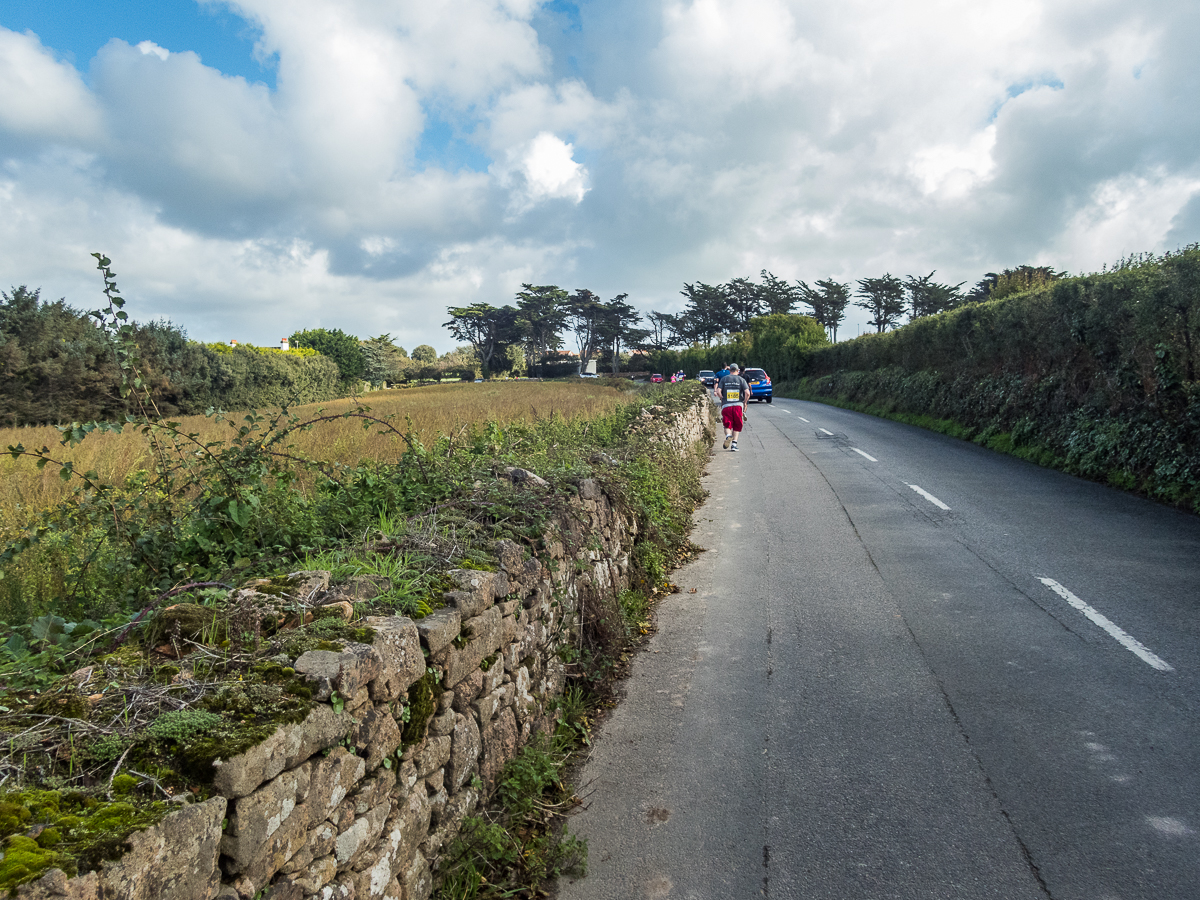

{"left": 18, "top": 393, "right": 713, "bottom": 900}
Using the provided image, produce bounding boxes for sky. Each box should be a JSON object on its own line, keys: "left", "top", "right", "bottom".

{"left": 2, "top": 0, "right": 1199, "bottom": 353}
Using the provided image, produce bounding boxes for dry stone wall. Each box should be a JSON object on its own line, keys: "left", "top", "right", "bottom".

{"left": 17, "top": 394, "right": 713, "bottom": 900}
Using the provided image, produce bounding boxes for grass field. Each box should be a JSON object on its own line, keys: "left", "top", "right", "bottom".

{"left": 0, "top": 380, "right": 634, "bottom": 534}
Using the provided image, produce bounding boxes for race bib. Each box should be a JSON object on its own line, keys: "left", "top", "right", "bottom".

{"left": 725, "top": 387, "right": 741, "bottom": 402}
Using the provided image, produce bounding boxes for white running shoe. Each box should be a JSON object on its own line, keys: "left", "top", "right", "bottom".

{"left": 730, "top": 441, "right": 738, "bottom": 451}
{"left": 723, "top": 435, "right": 732, "bottom": 450}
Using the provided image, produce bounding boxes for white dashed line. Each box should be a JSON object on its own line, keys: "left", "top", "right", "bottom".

{"left": 1037, "top": 577, "right": 1173, "bottom": 672}
{"left": 819, "top": 428, "right": 834, "bottom": 435}
{"left": 906, "top": 484, "right": 950, "bottom": 510}
{"left": 798, "top": 416, "right": 810, "bottom": 423}
{"left": 851, "top": 448, "right": 878, "bottom": 462}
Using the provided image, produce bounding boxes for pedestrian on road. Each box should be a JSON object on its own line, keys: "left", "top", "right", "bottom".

{"left": 717, "top": 363, "right": 750, "bottom": 451}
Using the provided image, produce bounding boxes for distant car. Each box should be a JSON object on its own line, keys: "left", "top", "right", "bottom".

{"left": 650, "top": 373, "right": 664, "bottom": 383}
{"left": 743, "top": 367, "right": 772, "bottom": 403}
{"left": 580, "top": 372, "right": 598, "bottom": 378}
{"left": 699, "top": 369, "right": 717, "bottom": 387}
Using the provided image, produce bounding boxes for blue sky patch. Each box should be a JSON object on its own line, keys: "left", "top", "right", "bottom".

{"left": 414, "top": 110, "right": 491, "bottom": 174}
{"left": 1, "top": 0, "right": 275, "bottom": 88}
{"left": 989, "top": 75, "right": 1065, "bottom": 121}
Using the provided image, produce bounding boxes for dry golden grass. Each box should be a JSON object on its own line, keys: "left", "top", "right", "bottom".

{"left": 0, "top": 380, "right": 632, "bottom": 530}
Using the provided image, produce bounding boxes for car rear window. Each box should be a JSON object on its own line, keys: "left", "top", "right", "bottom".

{"left": 744, "top": 369, "right": 766, "bottom": 379}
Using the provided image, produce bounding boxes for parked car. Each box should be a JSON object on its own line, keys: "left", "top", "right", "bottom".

{"left": 699, "top": 369, "right": 717, "bottom": 387}
{"left": 650, "top": 373, "right": 664, "bottom": 383}
{"left": 743, "top": 367, "right": 772, "bottom": 402}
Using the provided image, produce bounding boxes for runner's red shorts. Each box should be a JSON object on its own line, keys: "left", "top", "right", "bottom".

{"left": 722, "top": 405, "right": 744, "bottom": 432}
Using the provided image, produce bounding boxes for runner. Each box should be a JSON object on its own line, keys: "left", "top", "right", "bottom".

{"left": 716, "top": 363, "right": 750, "bottom": 451}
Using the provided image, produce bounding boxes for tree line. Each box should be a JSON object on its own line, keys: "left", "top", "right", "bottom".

{"left": 659, "top": 265, "right": 1063, "bottom": 344}
{"left": 0, "top": 286, "right": 470, "bottom": 426}
{"left": 445, "top": 265, "right": 1064, "bottom": 378}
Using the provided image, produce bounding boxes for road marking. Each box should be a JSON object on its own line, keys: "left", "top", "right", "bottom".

{"left": 851, "top": 448, "right": 878, "bottom": 462}
{"left": 798, "top": 416, "right": 810, "bottom": 422}
{"left": 819, "top": 427, "right": 833, "bottom": 435}
{"left": 906, "top": 484, "right": 950, "bottom": 510}
{"left": 1037, "top": 577, "right": 1173, "bottom": 672}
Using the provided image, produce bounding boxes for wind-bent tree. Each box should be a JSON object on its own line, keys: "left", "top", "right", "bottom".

{"left": 723, "top": 277, "right": 764, "bottom": 332}
{"left": 645, "top": 311, "right": 682, "bottom": 351}
{"left": 758, "top": 270, "right": 798, "bottom": 315}
{"left": 679, "top": 282, "right": 729, "bottom": 345}
{"left": 596, "top": 294, "right": 649, "bottom": 374}
{"left": 855, "top": 275, "right": 907, "bottom": 333}
{"left": 906, "top": 272, "right": 966, "bottom": 319}
{"left": 444, "top": 303, "right": 519, "bottom": 378}
{"left": 515, "top": 283, "right": 569, "bottom": 378}
{"left": 566, "top": 289, "right": 606, "bottom": 374}
{"left": 797, "top": 279, "right": 851, "bottom": 342}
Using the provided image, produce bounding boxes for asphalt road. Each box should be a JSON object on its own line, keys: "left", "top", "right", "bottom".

{"left": 556, "top": 397, "right": 1200, "bottom": 900}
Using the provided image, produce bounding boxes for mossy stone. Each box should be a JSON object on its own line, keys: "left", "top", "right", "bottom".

{"left": 401, "top": 670, "right": 439, "bottom": 746}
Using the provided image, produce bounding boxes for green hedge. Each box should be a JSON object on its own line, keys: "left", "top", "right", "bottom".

{"left": 791, "top": 246, "right": 1200, "bottom": 510}
{"left": 181, "top": 344, "right": 344, "bottom": 411}
{"left": 647, "top": 313, "right": 828, "bottom": 378}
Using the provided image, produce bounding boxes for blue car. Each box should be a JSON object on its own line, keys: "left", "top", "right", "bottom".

{"left": 743, "top": 367, "right": 772, "bottom": 403}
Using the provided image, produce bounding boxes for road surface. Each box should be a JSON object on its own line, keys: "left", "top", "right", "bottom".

{"left": 556, "top": 397, "right": 1200, "bottom": 900}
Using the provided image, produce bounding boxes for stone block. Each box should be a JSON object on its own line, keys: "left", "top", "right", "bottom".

{"left": 427, "top": 788, "right": 448, "bottom": 827}
{"left": 352, "top": 706, "right": 403, "bottom": 770}
{"left": 212, "top": 704, "right": 352, "bottom": 798}
{"left": 480, "top": 657, "right": 505, "bottom": 694}
{"left": 60, "top": 796, "right": 228, "bottom": 900}
{"left": 428, "top": 707, "right": 456, "bottom": 738}
{"left": 395, "top": 758, "right": 418, "bottom": 797}
{"left": 371, "top": 788, "right": 431, "bottom": 882}
{"left": 412, "top": 736, "right": 451, "bottom": 779}
{"left": 472, "top": 685, "right": 510, "bottom": 728}
{"left": 446, "top": 713, "right": 481, "bottom": 792}
{"left": 450, "top": 670, "right": 483, "bottom": 711}
{"left": 307, "top": 748, "right": 367, "bottom": 823}
{"left": 444, "top": 570, "right": 493, "bottom": 616}
{"left": 442, "top": 606, "right": 503, "bottom": 687}
{"left": 335, "top": 802, "right": 390, "bottom": 867}
{"left": 352, "top": 767, "right": 395, "bottom": 815}
{"left": 422, "top": 786, "right": 479, "bottom": 861}
{"left": 414, "top": 607, "right": 460, "bottom": 656}
{"left": 480, "top": 708, "right": 519, "bottom": 794}
{"left": 290, "top": 853, "right": 337, "bottom": 894}
{"left": 347, "top": 848, "right": 403, "bottom": 900}
{"left": 513, "top": 666, "right": 536, "bottom": 720}
{"left": 400, "top": 849, "right": 432, "bottom": 900}
{"left": 365, "top": 616, "right": 424, "bottom": 701}
{"left": 221, "top": 797, "right": 308, "bottom": 891}
{"left": 294, "top": 643, "right": 383, "bottom": 702}
{"left": 308, "top": 821, "right": 337, "bottom": 860}
{"left": 222, "top": 767, "right": 310, "bottom": 869}
{"left": 492, "top": 538, "right": 524, "bottom": 574}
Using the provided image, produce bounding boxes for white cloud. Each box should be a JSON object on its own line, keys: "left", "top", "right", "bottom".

{"left": 135, "top": 40, "right": 170, "bottom": 61}
{"left": 2, "top": 0, "right": 1200, "bottom": 348}
{"left": 521, "top": 132, "right": 589, "bottom": 203}
{"left": 1049, "top": 169, "right": 1200, "bottom": 271}
{"left": 0, "top": 29, "right": 101, "bottom": 142}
